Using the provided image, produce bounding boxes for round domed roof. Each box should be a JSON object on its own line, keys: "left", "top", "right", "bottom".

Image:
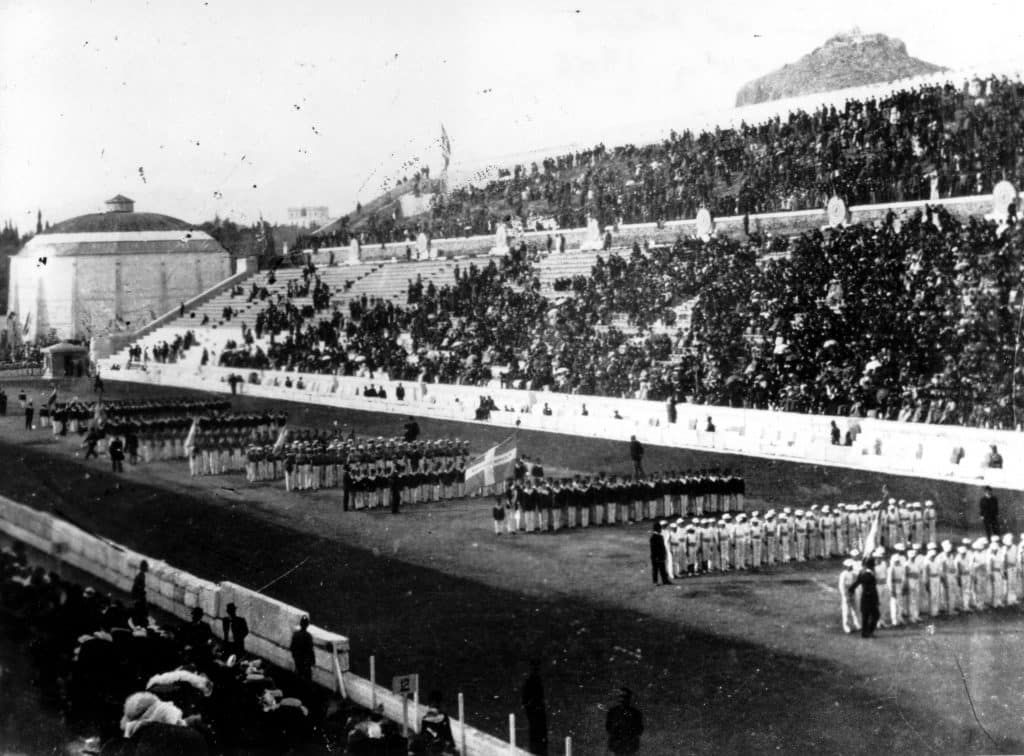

{"left": 44, "top": 211, "right": 195, "bottom": 235}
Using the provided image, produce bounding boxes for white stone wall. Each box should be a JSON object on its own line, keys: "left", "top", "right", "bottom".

{"left": 8, "top": 252, "right": 231, "bottom": 341}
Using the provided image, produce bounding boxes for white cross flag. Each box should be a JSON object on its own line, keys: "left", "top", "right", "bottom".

{"left": 463, "top": 435, "right": 517, "bottom": 492}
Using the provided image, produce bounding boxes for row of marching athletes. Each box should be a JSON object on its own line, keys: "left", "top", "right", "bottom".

{"left": 841, "top": 534, "right": 1024, "bottom": 637}
{"left": 495, "top": 471, "right": 746, "bottom": 533}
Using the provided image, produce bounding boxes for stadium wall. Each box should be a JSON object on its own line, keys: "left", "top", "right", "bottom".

{"left": 102, "top": 362, "right": 1024, "bottom": 497}
{"left": 0, "top": 493, "right": 531, "bottom": 756}
{"left": 307, "top": 192, "right": 1008, "bottom": 262}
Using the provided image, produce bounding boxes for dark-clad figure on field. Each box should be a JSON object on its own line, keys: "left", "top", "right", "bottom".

{"left": 109, "top": 435, "right": 125, "bottom": 472}
{"left": 290, "top": 614, "right": 315, "bottom": 681}
{"left": 606, "top": 688, "right": 643, "bottom": 755}
{"left": 181, "top": 607, "right": 214, "bottom": 664}
{"left": 849, "top": 557, "right": 880, "bottom": 638}
{"left": 83, "top": 427, "right": 100, "bottom": 459}
{"left": 521, "top": 659, "right": 548, "bottom": 756}
{"left": 404, "top": 417, "right": 420, "bottom": 443}
{"left": 0, "top": 387, "right": 6, "bottom": 415}
{"left": 24, "top": 398, "right": 33, "bottom": 430}
{"left": 131, "top": 560, "right": 148, "bottom": 610}
{"left": 649, "top": 521, "right": 671, "bottom": 585}
{"left": 419, "top": 690, "right": 456, "bottom": 755}
{"left": 389, "top": 468, "right": 402, "bottom": 514}
{"left": 125, "top": 428, "right": 139, "bottom": 464}
{"left": 629, "top": 435, "right": 644, "bottom": 478}
{"left": 980, "top": 486, "right": 1000, "bottom": 538}
{"left": 221, "top": 602, "right": 249, "bottom": 658}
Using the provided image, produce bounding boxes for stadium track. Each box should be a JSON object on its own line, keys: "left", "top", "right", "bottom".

{"left": 1, "top": 376, "right": 1022, "bottom": 754}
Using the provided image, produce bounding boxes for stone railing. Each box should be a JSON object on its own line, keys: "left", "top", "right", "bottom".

{"left": 0, "top": 493, "right": 532, "bottom": 756}
{"left": 101, "top": 361, "right": 1024, "bottom": 492}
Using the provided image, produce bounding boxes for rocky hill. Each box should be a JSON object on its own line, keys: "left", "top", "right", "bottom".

{"left": 736, "top": 30, "right": 945, "bottom": 107}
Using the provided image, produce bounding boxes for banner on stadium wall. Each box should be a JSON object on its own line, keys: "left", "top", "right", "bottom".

{"left": 463, "top": 435, "right": 517, "bottom": 491}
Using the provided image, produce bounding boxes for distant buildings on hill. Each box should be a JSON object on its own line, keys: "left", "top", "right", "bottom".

{"left": 287, "top": 206, "right": 330, "bottom": 228}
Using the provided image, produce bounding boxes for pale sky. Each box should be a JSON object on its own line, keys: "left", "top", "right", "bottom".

{"left": 1, "top": 0, "right": 1022, "bottom": 230}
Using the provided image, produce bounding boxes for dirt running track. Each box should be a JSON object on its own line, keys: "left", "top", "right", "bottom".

{"left": 2, "top": 376, "right": 1023, "bottom": 755}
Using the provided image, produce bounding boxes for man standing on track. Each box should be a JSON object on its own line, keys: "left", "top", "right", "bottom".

{"left": 849, "top": 557, "right": 880, "bottom": 638}
{"left": 629, "top": 435, "right": 644, "bottom": 479}
{"left": 649, "top": 521, "right": 672, "bottom": 585}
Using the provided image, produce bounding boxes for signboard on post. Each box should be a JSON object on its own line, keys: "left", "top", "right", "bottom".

{"left": 392, "top": 673, "right": 420, "bottom": 697}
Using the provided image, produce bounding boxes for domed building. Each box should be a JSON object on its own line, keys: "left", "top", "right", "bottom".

{"left": 8, "top": 195, "right": 231, "bottom": 341}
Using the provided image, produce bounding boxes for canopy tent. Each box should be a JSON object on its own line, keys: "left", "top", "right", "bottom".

{"left": 41, "top": 342, "right": 89, "bottom": 379}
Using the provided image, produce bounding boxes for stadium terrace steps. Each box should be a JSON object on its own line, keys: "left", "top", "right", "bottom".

{"left": 340, "top": 259, "right": 459, "bottom": 307}
{"left": 534, "top": 248, "right": 630, "bottom": 296}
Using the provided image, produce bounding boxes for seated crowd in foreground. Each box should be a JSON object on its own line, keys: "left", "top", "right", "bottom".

{"left": 1, "top": 541, "right": 459, "bottom": 755}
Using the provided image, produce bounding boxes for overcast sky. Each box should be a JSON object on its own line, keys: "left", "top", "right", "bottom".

{"left": 1, "top": 0, "right": 1022, "bottom": 229}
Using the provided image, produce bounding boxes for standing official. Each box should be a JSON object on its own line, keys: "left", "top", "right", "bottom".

{"left": 650, "top": 522, "right": 672, "bottom": 586}
{"left": 849, "top": 557, "right": 880, "bottom": 638}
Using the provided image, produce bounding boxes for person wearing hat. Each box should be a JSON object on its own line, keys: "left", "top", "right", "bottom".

{"left": 420, "top": 691, "right": 457, "bottom": 754}
{"left": 835, "top": 504, "right": 849, "bottom": 556}
{"left": 221, "top": 602, "right": 249, "bottom": 658}
{"left": 822, "top": 506, "right": 836, "bottom": 558}
{"left": 1004, "top": 534, "right": 1019, "bottom": 605}
{"left": 980, "top": 486, "right": 1001, "bottom": 539}
{"left": 971, "top": 540, "right": 990, "bottom": 611}
{"left": 884, "top": 501, "right": 900, "bottom": 550}
{"left": 649, "top": 521, "right": 672, "bottom": 586}
{"left": 905, "top": 546, "right": 923, "bottom": 624}
{"left": 733, "top": 514, "right": 750, "bottom": 570}
{"left": 749, "top": 511, "right": 764, "bottom": 569}
{"left": 957, "top": 544, "right": 975, "bottom": 612}
{"left": 923, "top": 501, "right": 938, "bottom": 545}
{"left": 925, "top": 544, "right": 943, "bottom": 617}
{"left": 763, "top": 511, "right": 778, "bottom": 567}
{"left": 887, "top": 545, "right": 908, "bottom": 626}
{"left": 990, "top": 539, "right": 1006, "bottom": 609}
{"left": 290, "top": 615, "right": 315, "bottom": 682}
{"left": 872, "top": 548, "right": 889, "bottom": 628}
{"left": 668, "top": 521, "right": 683, "bottom": 579}
{"left": 849, "top": 557, "right": 881, "bottom": 638}
{"left": 778, "top": 510, "right": 792, "bottom": 563}
{"left": 794, "top": 510, "right": 809, "bottom": 563}
{"left": 839, "top": 559, "right": 862, "bottom": 634}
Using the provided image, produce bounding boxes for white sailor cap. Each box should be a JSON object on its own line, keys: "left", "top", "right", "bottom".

{"left": 1004, "top": 533, "right": 1015, "bottom": 545}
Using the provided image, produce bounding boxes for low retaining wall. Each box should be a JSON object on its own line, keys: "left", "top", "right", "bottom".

{"left": 102, "top": 362, "right": 1024, "bottom": 494}
{"left": 0, "top": 494, "right": 529, "bottom": 756}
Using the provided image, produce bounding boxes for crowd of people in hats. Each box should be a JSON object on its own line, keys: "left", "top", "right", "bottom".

{"left": 1, "top": 539, "right": 390, "bottom": 754}
{"left": 842, "top": 532, "right": 1024, "bottom": 638}
{"left": 1, "top": 538, "right": 467, "bottom": 754}
{"left": 645, "top": 495, "right": 941, "bottom": 584}
{"left": 210, "top": 194, "right": 1024, "bottom": 430}
{"left": 385, "top": 75, "right": 1024, "bottom": 239}
{"left": 496, "top": 468, "right": 745, "bottom": 534}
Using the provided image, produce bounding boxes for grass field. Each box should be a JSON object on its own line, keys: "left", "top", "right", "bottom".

{"left": 2, "top": 376, "right": 1023, "bottom": 755}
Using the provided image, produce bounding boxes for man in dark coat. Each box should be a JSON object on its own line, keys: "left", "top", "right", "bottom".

{"left": 290, "top": 615, "right": 315, "bottom": 681}
{"left": 606, "top": 688, "right": 643, "bottom": 755}
{"left": 109, "top": 435, "right": 125, "bottom": 472}
{"left": 849, "top": 557, "right": 880, "bottom": 638}
{"left": 521, "top": 659, "right": 548, "bottom": 756}
{"left": 650, "top": 522, "right": 671, "bottom": 585}
{"left": 221, "top": 603, "right": 249, "bottom": 658}
{"left": 389, "top": 468, "right": 402, "bottom": 514}
{"left": 980, "top": 486, "right": 1000, "bottom": 538}
{"left": 629, "top": 436, "right": 644, "bottom": 478}
{"left": 24, "top": 397, "right": 33, "bottom": 430}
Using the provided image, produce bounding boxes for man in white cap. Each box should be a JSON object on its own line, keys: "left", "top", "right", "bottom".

{"left": 718, "top": 516, "right": 733, "bottom": 571}
{"left": 822, "top": 506, "right": 836, "bottom": 558}
{"left": 925, "top": 544, "right": 943, "bottom": 617}
{"left": 957, "top": 543, "right": 975, "bottom": 612}
{"left": 1004, "top": 534, "right": 1019, "bottom": 605}
{"left": 734, "top": 514, "right": 751, "bottom": 570}
{"left": 794, "top": 510, "right": 809, "bottom": 563}
{"left": 872, "top": 548, "right": 889, "bottom": 628}
{"left": 884, "top": 500, "right": 900, "bottom": 548}
{"left": 700, "top": 519, "right": 716, "bottom": 573}
{"left": 669, "top": 520, "right": 684, "bottom": 579}
{"left": 923, "top": 501, "right": 937, "bottom": 545}
{"left": 905, "top": 545, "right": 923, "bottom": 623}
{"left": 887, "top": 544, "right": 908, "bottom": 626}
{"left": 972, "top": 540, "right": 990, "bottom": 610}
{"left": 835, "top": 504, "right": 849, "bottom": 556}
{"left": 749, "top": 511, "right": 764, "bottom": 569}
{"left": 990, "top": 538, "right": 1006, "bottom": 609}
{"left": 682, "top": 520, "right": 699, "bottom": 576}
{"left": 778, "top": 510, "right": 792, "bottom": 563}
{"left": 840, "top": 559, "right": 862, "bottom": 634}
{"left": 940, "top": 541, "right": 959, "bottom": 614}
{"left": 909, "top": 503, "right": 924, "bottom": 546}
